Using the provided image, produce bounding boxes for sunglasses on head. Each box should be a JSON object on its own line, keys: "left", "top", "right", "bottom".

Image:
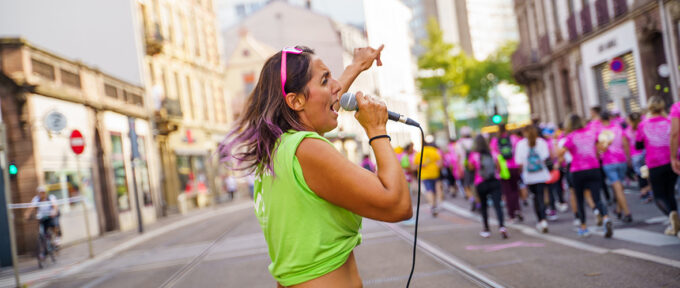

{"left": 280, "top": 46, "right": 303, "bottom": 97}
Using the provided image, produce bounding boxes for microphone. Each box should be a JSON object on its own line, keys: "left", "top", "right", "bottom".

{"left": 340, "top": 92, "right": 420, "bottom": 127}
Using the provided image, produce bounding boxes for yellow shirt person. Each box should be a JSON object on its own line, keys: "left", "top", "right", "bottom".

{"left": 414, "top": 145, "right": 442, "bottom": 180}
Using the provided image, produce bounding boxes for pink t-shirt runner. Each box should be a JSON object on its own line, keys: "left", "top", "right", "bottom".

{"left": 563, "top": 127, "right": 600, "bottom": 172}
{"left": 468, "top": 152, "right": 498, "bottom": 186}
{"left": 490, "top": 134, "right": 521, "bottom": 169}
{"left": 625, "top": 126, "right": 643, "bottom": 156}
{"left": 600, "top": 122, "right": 627, "bottom": 165}
{"left": 636, "top": 116, "right": 672, "bottom": 168}
{"left": 670, "top": 101, "right": 680, "bottom": 159}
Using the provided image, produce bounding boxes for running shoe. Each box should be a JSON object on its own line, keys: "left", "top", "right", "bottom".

{"left": 499, "top": 227, "right": 509, "bottom": 239}
{"left": 557, "top": 203, "right": 569, "bottom": 213}
{"left": 604, "top": 218, "right": 613, "bottom": 238}
{"left": 578, "top": 227, "right": 591, "bottom": 237}
{"left": 670, "top": 211, "right": 680, "bottom": 235}
{"left": 431, "top": 206, "right": 439, "bottom": 218}
{"left": 480, "top": 230, "right": 491, "bottom": 238}
{"left": 546, "top": 209, "right": 558, "bottom": 221}
{"left": 622, "top": 214, "right": 633, "bottom": 223}
{"left": 536, "top": 220, "right": 549, "bottom": 233}
{"left": 594, "top": 209, "right": 603, "bottom": 226}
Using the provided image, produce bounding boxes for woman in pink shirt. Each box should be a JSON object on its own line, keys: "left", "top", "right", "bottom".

{"left": 559, "top": 114, "right": 613, "bottom": 238}
{"left": 468, "top": 135, "right": 507, "bottom": 239}
{"left": 626, "top": 112, "right": 651, "bottom": 200}
{"left": 598, "top": 111, "right": 632, "bottom": 222}
{"left": 635, "top": 96, "right": 679, "bottom": 236}
{"left": 670, "top": 101, "right": 680, "bottom": 174}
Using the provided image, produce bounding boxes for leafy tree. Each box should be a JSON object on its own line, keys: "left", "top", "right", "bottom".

{"left": 464, "top": 41, "right": 518, "bottom": 102}
{"left": 416, "top": 18, "right": 469, "bottom": 101}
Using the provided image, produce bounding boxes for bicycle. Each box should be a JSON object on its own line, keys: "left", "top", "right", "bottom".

{"left": 36, "top": 216, "right": 58, "bottom": 269}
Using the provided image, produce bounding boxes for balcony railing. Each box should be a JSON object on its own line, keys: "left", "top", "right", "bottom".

{"left": 161, "top": 98, "right": 182, "bottom": 118}
{"left": 145, "top": 23, "right": 164, "bottom": 56}
{"left": 538, "top": 34, "right": 551, "bottom": 58}
{"left": 595, "top": 0, "right": 610, "bottom": 27}
{"left": 567, "top": 13, "right": 578, "bottom": 42}
{"left": 511, "top": 45, "right": 539, "bottom": 72}
{"left": 581, "top": 7, "right": 593, "bottom": 35}
{"left": 613, "top": 0, "right": 628, "bottom": 18}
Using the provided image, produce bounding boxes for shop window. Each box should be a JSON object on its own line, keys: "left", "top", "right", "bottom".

{"left": 110, "top": 134, "right": 130, "bottom": 211}
{"left": 43, "top": 169, "right": 95, "bottom": 213}
{"left": 177, "top": 155, "right": 209, "bottom": 196}
{"left": 594, "top": 52, "right": 640, "bottom": 114}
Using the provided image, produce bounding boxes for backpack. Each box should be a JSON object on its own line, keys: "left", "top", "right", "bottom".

{"left": 479, "top": 153, "right": 496, "bottom": 181}
{"left": 498, "top": 136, "right": 513, "bottom": 160}
{"left": 527, "top": 147, "right": 543, "bottom": 173}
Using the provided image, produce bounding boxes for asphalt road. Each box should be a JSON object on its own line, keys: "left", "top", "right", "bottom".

{"left": 40, "top": 186, "right": 680, "bottom": 288}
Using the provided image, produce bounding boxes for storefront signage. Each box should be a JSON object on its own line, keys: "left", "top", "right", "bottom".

{"left": 70, "top": 129, "right": 85, "bottom": 155}
{"left": 598, "top": 39, "right": 617, "bottom": 53}
{"left": 44, "top": 110, "right": 67, "bottom": 133}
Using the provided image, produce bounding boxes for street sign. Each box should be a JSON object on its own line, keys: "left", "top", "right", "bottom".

{"left": 44, "top": 111, "right": 67, "bottom": 133}
{"left": 70, "top": 129, "right": 85, "bottom": 155}
{"left": 610, "top": 57, "right": 625, "bottom": 73}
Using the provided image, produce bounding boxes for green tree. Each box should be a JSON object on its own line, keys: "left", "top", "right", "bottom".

{"left": 416, "top": 18, "right": 469, "bottom": 101}
{"left": 464, "top": 41, "right": 518, "bottom": 102}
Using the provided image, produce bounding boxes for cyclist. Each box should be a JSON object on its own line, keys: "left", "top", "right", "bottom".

{"left": 24, "top": 186, "right": 60, "bottom": 245}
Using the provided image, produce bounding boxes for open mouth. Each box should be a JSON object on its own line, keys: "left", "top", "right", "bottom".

{"left": 330, "top": 100, "right": 340, "bottom": 113}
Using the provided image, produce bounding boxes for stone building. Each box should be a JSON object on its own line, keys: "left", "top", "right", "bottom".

{"left": 512, "top": 0, "right": 680, "bottom": 124}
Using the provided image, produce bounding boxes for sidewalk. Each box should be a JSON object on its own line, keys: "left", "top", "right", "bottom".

{"left": 0, "top": 200, "right": 253, "bottom": 288}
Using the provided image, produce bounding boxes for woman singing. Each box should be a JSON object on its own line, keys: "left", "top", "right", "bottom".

{"left": 219, "top": 45, "right": 411, "bottom": 287}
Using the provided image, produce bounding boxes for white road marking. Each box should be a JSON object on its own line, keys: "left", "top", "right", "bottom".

{"left": 440, "top": 201, "right": 680, "bottom": 269}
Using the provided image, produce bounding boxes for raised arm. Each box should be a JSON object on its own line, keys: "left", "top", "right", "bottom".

{"left": 338, "top": 45, "right": 384, "bottom": 95}
{"left": 297, "top": 92, "right": 411, "bottom": 222}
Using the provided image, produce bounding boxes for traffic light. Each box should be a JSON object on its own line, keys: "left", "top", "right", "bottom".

{"left": 8, "top": 162, "right": 17, "bottom": 176}
{"left": 492, "top": 114, "right": 503, "bottom": 124}
{"left": 491, "top": 105, "right": 502, "bottom": 124}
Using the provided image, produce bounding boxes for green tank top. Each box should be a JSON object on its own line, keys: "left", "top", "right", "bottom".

{"left": 253, "top": 130, "right": 363, "bottom": 286}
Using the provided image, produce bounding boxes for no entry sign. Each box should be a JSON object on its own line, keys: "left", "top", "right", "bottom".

{"left": 70, "top": 129, "right": 85, "bottom": 155}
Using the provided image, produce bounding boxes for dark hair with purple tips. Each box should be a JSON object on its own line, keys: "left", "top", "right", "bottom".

{"left": 218, "top": 46, "right": 315, "bottom": 175}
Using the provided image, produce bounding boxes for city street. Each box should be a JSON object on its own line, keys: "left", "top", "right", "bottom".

{"left": 13, "top": 185, "right": 678, "bottom": 288}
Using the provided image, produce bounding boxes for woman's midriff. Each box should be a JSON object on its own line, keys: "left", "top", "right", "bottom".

{"left": 277, "top": 251, "right": 362, "bottom": 288}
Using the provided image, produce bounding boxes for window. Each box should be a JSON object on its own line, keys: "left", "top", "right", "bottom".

{"left": 177, "top": 155, "right": 209, "bottom": 195}
{"left": 31, "top": 58, "right": 55, "bottom": 80}
{"left": 110, "top": 133, "right": 130, "bottom": 211}
{"left": 105, "top": 84, "right": 118, "bottom": 99}
{"left": 186, "top": 76, "right": 195, "bottom": 120}
{"left": 60, "top": 69, "right": 81, "bottom": 88}
{"left": 203, "top": 81, "right": 211, "bottom": 121}
{"left": 235, "top": 4, "right": 246, "bottom": 18}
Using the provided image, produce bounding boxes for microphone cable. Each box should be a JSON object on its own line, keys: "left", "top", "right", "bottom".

{"left": 406, "top": 126, "right": 425, "bottom": 287}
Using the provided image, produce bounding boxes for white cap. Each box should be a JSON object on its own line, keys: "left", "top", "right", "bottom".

{"left": 36, "top": 185, "right": 46, "bottom": 193}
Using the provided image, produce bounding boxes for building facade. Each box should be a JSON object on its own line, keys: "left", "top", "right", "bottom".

{"left": 137, "top": 0, "right": 231, "bottom": 214}
{"left": 0, "top": 39, "right": 159, "bottom": 253}
{"left": 513, "top": 0, "right": 680, "bottom": 124}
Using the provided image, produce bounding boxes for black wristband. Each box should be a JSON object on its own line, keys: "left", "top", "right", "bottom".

{"left": 369, "top": 134, "right": 391, "bottom": 146}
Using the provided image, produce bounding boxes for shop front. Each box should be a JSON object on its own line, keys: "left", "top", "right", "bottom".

{"left": 102, "top": 111, "right": 158, "bottom": 231}
{"left": 31, "top": 95, "right": 99, "bottom": 245}
{"left": 581, "top": 20, "right": 646, "bottom": 114}
{"left": 166, "top": 127, "right": 215, "bottom": 213}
